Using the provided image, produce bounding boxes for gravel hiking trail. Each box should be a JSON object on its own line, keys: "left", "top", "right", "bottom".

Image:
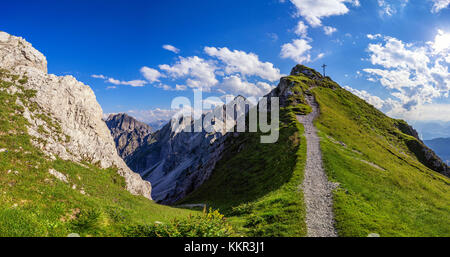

{"left": 296, "top": 93, "right": 338, "bottom": 237}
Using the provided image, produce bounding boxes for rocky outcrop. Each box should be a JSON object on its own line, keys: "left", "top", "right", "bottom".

{"left": 395, "top": 120, "right": 420, "bottom": 139}
{"left": 105, "top": 113, "right": 153, "bottom": 160}
{"left": 0, "top": 31, "right": 152, "bottom": 199}
{"left": 395, "top": 120, "right": 449, "bottom": 177}
{"left": 125, "top": 96, "right": 251, "bottom": 203}
{"left": 290, "top": 64, "right": 323, "bottom": 80}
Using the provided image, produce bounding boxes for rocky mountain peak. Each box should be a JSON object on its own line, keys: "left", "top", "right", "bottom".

{"left": 106, "top": 113, "right": 152, "bottom": 134}
{"left": 0, "top": 31, "right": 47, "bottom": 74}
{"left": 290, "top": 64, "right": 323, "bottom": 80}
{"left": 106, "top": 113, "right": 154, "bottom": 160}
{"left": 0, "top": 31, "right": 151, "bottom": 199}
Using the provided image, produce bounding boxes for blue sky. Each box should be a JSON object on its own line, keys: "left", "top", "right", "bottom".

{"left": 1, "top": 0, "right": 449, "bottom": 128}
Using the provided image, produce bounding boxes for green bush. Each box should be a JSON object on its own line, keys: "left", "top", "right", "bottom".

{"left": 70, "top": 209, "right": 101, "bottom": 232}
{"left": 125, "top": 209, "right": 234, "bottom": 237}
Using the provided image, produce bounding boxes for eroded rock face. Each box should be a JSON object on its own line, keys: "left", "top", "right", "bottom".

{"left": 105, "top": 113, "right": 153, "bottom": 160}
{"left": 126, "top": 96, "right": 251, "bottom": 203}
{"left": 395, "top": 120, "right": 449, "bottom": 177}
{"left": 0, "top": 31, "right": 152, "bottom": 199}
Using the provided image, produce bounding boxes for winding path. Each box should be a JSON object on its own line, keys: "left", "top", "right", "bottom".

{"left": 296, "top": 93, "right": 338, "bottom": 237}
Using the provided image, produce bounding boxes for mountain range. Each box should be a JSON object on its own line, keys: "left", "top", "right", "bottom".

{"left": 107, "top": 65, "right": 450, "bottom": 236}
{"left": 1, "top": 32, "right": 449, "bottom": 237}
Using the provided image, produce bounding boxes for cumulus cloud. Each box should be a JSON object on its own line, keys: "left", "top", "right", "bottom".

{"left": 280, "top": 39, "right": 312, "bottom": 63}
{"left": 93, "top": 45, "right": 282, "bottom": 98}
{"left": 431, "top": 29, "right": 450, "bottom": 54}
{"left": 294, "top": 21, "right": 308, "bottom": 38}
{"left": 362, "top": 30, "right": 450, "bottom": 119}
{"left": 204, "top": 47, "right": 282, "bottom": 82}
{"left": 159, "top": 56, "right": 218, "bottom": 91}
{"left": 107, "top": 78, "right": 147, "bottom": 87}
{"left": 289, "top": 0, "right": 360, "bottom": 27}
{"left": 140, "top": 66, "right": 163, "bottom": 83}
{"left": 323, "top": 26, "right": 337, "bottom": 35}
{"left": 220, "top": 75, "right": 274, "bottom": 98}
{"left": 162, "top": 44, "right": 180, "bottom": 53}
{"left": 431, "top": 0, "right": 450, "bottom": 13}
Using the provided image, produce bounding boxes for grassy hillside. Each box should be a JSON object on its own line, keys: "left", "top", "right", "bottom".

{"left": 312, "top": 85, "right": 450, "bottom": 236}
{"left": 0, "top": 70, "right": 198, "bottom": 237}
{"left": 180, "top": 109, "right": 308, "bottom": 237}
{"left": 181, "top": 67, "right": 450, "bottom": 237}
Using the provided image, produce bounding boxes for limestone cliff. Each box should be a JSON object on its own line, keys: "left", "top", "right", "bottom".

{"left": 0, "top": 31, "right": 152, "bottom": 199}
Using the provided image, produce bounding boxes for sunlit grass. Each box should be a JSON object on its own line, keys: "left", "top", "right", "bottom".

{"left": 0, "top": 71, "right": 198, "bottom": 237}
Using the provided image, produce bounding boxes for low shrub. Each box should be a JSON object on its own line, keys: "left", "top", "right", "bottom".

{"left": 125, "top": 209, "right": 234, "bottom": 237}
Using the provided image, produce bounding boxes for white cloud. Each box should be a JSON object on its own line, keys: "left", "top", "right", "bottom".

{"left": 289, "top": 0, "right": 360, "bottom": 27}
{"left": 344, "top": 86, "right": 386, "bottom": 109}
{"left": 377, "top": 0, "right": 409, "bottom": 17}
{"left": 107, "top": 78, "right": 147, "bottom": 87}
{"left": 367, "top": 34, "right": 382, "bottom": 40}
{"left": 159, "top": 56, "right": 218, "bottom": 90}
{"left": 280, "top": 39, "right": 312, "bottom": 63}
{"left": 154, "top": 83, "right": 187, "bottom": 91}
{"left": 126, "top": 108, "right": 180, "bottom": 124}
{"left": 204, "top": 47, "right": 282, "bottom": 82}
{"left": 140, "top": 66, "right": 163, "bottom": 83}
{"left": 175, "top": 84, "right": 187, "bottom": 91}
{"left": 388, "top": 103, "right": 450, "bottom": 122}
{"left": 316, "top": 53, "right": 325, "bottom": 60}
{"left": 431, "top": 0, "right": 450, "bottom": 13}
{"left": 294, "top": 21, "right": 308, "bottom": 38}
{"left": 203, "top": 98, "right": 225, "bottom": 109}
{"left": 431, "top": 29, "right": 450, "bottom": 54}
{"left": 91, "top": 74, "right": 107, "bottom": 79}
{"left": 363, "top": 31, "right": 450, "bottom": 116}
{"left": 162, "top": 44, "right": 180, "bottom": 54}
{"left": 220, "top": 75, "right": 274, "bottom": 98}
{"left": 343, "top": 86, "right": 450, "bottom": 123}
{"left": 323, "top": 26, "right": 337, "bottom": 35}
{"left": 92, "top": 46, "right": 281, "bottom": 97}
{"left": 378, "top": 0, "right": 396, "bottom": 16}
{"left": 92, "top": 74, "right": 148, "bottom": 87}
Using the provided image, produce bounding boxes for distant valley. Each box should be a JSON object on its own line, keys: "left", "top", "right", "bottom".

{"left": 425, "top": 138, "right": 450, "bottom": 165}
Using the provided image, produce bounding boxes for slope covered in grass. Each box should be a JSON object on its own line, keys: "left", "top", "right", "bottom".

{"left": 311, "top": 85, "right": 450, "bottom": 236}
{"left": 0, "top": 70, "right": 197, "bottom": 237}
{"left": 181, "top": 65, "right": 449, "bottom": 237}
{"left": 180, "top": 109, "right": 307, "bottom": 236}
